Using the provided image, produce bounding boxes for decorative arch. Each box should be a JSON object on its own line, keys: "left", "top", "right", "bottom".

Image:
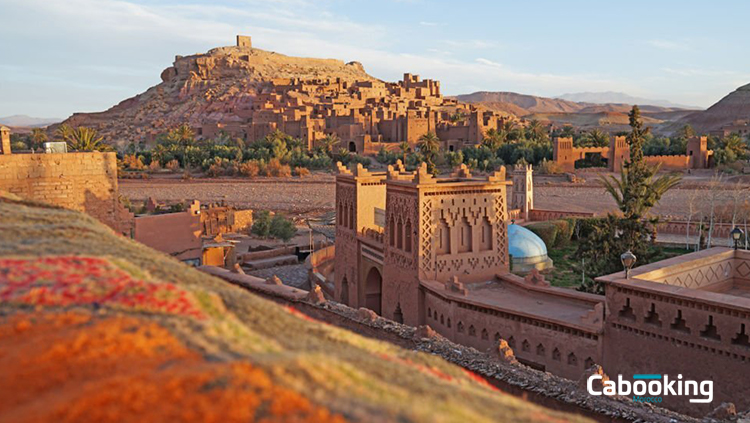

{"left": 340, "top": 276, "right": 349, "bottom": 305}
{"left": 404, "top": 219, "right": 412, "bottom": 253}
{"left": 364, "top": 267, "right": 382, "bottom": 314}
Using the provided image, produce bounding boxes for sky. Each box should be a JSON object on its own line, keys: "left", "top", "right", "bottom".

{"left": 1, "top": 0, "right": 749, "bottom": 118}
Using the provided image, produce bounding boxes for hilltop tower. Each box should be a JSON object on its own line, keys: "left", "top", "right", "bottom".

{"left": 236, "top": 35, "right": 252, "bottom": 49}
{"left": 511, "top": 163, "right": 533, "bottom": 220}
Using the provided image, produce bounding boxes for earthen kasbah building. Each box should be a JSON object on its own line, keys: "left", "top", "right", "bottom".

{"left": 553, "top": 135, "right": 713, "bottom": 172}
{"left": 333, "top": 161, "right": 750, "bottom": 416}
{"left": 196, "top": 36, "right": 511, "bottom": 153}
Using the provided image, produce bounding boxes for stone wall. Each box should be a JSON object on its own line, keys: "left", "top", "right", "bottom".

{"left": 0, "top": 152, "right": 122, "bottom": 231}
{"left": 528, "top": 209, "right": 596, "bottom": 221}
{"left": 134, "top": 202, "right": 202, "bottom": 262}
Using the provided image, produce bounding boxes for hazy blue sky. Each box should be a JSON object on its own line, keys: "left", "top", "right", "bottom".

{"left": 1, "top": 0, "right": 748, "bottom": 118}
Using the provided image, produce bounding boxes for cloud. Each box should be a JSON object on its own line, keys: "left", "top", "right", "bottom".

{"left": 646, "top": 39, "right": 689, "bottom": 51}
{"left": 0, "top": 0, "right": 727, "bottom": 114}
{"left": 444, "top": 39, "right": 498, "bottom": 50}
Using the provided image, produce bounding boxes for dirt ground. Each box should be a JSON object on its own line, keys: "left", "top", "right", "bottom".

{"left": 119, "top": 169, "right": 750, "bottom": 220}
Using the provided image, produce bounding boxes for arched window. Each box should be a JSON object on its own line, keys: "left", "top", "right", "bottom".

{"left": 457, "top": 322, "right": 464, "bottom": 333}
{"left": 481, "top": 329, "right": 488, "bottom": 340}
{"left": 348, "top": 204, "right": 354, "bottom": 230}
{"left": 389, "top": 217, "right": 396, "bottom": 246}
{"left": 567, "top": 353, "right": 578, "bottom": 366}
{"left": 404, "top": 219, "right": 412, "bottom": 253}
{"left": 536, "top": 344, "right": 545, "bottom": 356}
{"left": 468, "top": 325, "right": 476, "bottom": 336}
{"left": 396, "top": 218, "right": 403, "bottom": 249}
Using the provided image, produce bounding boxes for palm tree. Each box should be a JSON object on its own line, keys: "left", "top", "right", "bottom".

{"left": 171, "top": 124, "right": 195, "bottom": 146}
{"left": 67, "top": 126, "right": 109, "bottom": 152}
{"left": 601, "top": 106, "right": 681, "bottom": 220}
{"left": 587, "top": 129, "right": 610, "bottom": 147}
{"left": 675, "top": 124, "right": 696, "bottom": 140}
{"left": 501, "top": 120, "right": 520, "bottom": 140}
{"left": 320, "top": 134, "right": 340, "bottom": 157}
{"left": 417, "top": 132, "right": 440, "bottom": 174}
{"left": 55, "top": 124, "right": 74, "bottom": 143}
{"left": 481, "top": 128, "right": 506, "bottom": 151}
{"left": 398, "top": 141, "right": 410, "bottom": 163}
{"left": 722, "top": 133, "right": 747, "bottom": 160}
{"left": 527, "top": 119, "right": 545, "bottom": 141}
{"left": 30, "top": 128, "right": 48, "bottom": 149}
{"left": 600, "top": 166, "right": 681, "bottom": 220}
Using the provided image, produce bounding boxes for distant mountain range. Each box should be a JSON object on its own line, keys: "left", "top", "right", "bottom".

{"left": 455, "top": 91, "right": 698, "bottom": 132}
{"left": 670, "top": 83, "right": 750, "bottom": 133}
{"left": 555, "top": 91, "right": 700, "bottom": 110}
{"left": 0, "top": 115, "right": 61, "bottom": 128}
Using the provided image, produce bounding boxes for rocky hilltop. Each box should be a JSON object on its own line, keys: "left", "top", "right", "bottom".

{"left": 673, "top": 83, "right": 750, "bottom": 133}
{"left": 61, "top": 41, "right": 375, "bottom": 146}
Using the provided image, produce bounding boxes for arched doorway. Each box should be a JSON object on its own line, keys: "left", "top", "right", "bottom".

{"left": 340, "top": 276, "right": 349, "bottom": 305}
{"left": 365, "top": 267, "right": 382, "bottom": 314}
{"left": 348, "top": 141, "right": 357, "bottom": 153}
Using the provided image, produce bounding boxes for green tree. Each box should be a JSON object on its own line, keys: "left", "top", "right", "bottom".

{"left": 169, "top": 124, "right": 195, "bottom": 147}
{"left": 251, "top": 211, "right": 272, "bottom": 238}
{"left": 674, "top": 124, "right": 696, "bottom": 140}
{"left": 481, "top": 128, "right": 506, "bottom": 151}
{"left": 55, "top": 124, "right": 74, "bottom": 143}
{"left": 601, "top": 106, "right": 681, "bottom": 221}
{"left": 270, "top": 214, "right": 297, "bottom": 242}
{"left": 577, "top": 106, "right": 681, "bottom": 293}
{"left": 29, "top": 128, "right": 48, "bottom": 150}
{"left": 587, "top": 129, "right": 610, "bottom": 147}
{"left": 417, "top": 132, "right": 440, "bottom": 174}
{"left": 526, "top": 119, "right": 546, "bottom": 141}
{"left": 67, "top": 126, "right": 110, "bottom": 152}
{"left": 398, "top": 141, "right": 410, "bottom": 163}
{"left": 319, "top": 134, "right": 340, "bottom": 157}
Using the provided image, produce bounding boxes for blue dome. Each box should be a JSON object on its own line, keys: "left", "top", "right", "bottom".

{"left": 508, "top": 224, "right": 548, "bottom": 259}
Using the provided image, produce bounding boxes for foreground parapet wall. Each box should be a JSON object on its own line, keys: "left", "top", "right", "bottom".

{"left": 0, "top": 152, "right": 121, "bottom": 231}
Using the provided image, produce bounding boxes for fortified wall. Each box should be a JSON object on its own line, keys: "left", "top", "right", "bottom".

{"left": 0, "top": 151, "right": 127, "bottom": 232}
{"left": 553, "top": 135, "right": 712, "bottom": 172}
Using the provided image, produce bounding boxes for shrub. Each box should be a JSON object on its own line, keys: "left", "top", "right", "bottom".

{"left": 376, "top": 147, "right": 400, "bottom": 165}
{"left": 525, "top": 221, "right": 559, "bottom": 248}
{"left": 122, "top": 154, "right": 146, "bottom": 170}
{"left": 264, "top": 158, "right": 292, "bottom": 177}
{"left": 270, "top": 214, "right": 297, "bottom": 242}
{"left": 294, "top": 166, "right": 310, "bottom": 177}
{"left": 251, "top": 211, "right": 272, "bottom": 238}
{"left": 205, "top": 157, "right": 230, "bottom": 177}
{"left": 537, "top": 158, "right": 564, "bottom": 175}
{"left": 235, "top": 160, "right": 260, "bottom": 177}
{"left": 165, "top": 159, "right": 181, "bottom": 172}
{"left": 148, "top": 160, "right": 161, "bottom": 171}
{"left": 550, "top": 219, "right": 574, "bottom": 247}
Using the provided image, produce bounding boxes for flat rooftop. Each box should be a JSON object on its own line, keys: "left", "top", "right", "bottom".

{"left": 597, "top": 247, "right": 750, "bottom": 308}
{"left": 422, "top": 277, "right": 603, "bottom": 333}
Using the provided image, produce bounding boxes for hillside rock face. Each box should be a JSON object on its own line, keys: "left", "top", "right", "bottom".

{"left": 676, "top": 83, "right": 750, "bottom": 133}
{"left": 61, "top": 44, "right": 375, "bottom": 147}
{"left": 455, "top": 91, "right": 584, "bottom": 115}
